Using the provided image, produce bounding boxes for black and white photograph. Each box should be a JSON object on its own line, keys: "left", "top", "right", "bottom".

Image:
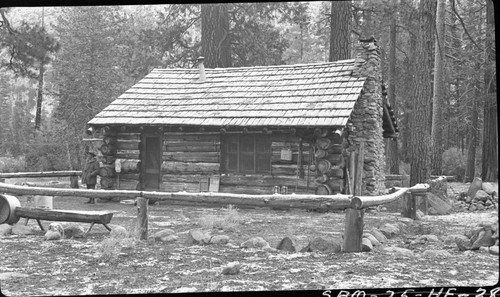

{"left": 0, "top": 1, "right": 498, "bottom": 295}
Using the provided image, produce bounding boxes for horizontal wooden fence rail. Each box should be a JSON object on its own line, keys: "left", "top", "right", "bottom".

{"left": 0, "top": 181, "right": 354, "bottom": 211}
{"left": 0, "top": 171, "right": 82, "bottom": 178}
{"left": 0, "top": 182, "right": 424, "bottom": 211}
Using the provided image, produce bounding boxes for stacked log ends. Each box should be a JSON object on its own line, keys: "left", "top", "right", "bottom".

{"left": 314, "top": 133, "right": 346, "bottom": 195}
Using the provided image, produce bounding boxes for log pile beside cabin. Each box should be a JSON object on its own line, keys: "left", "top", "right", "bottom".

{"left": 84, "top": 39, "right": 398, "bottom": 200}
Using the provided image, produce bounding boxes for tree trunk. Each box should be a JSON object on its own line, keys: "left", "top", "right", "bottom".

{"left": 201, "top": 4, "right": 231, "bottom": 68}
{"left": 409, "top": 0, "right": 435, "bottom": 186}
{"left": 329, "top": 0, "right": 352, "bottom": 61}
{"left": 34, "top": 63, "right": 45, "bottom": 131}
{"left": 430, "top": 0, "right": 446, "bottom": 175}
{"left": 464, "top": 96, "right": 478, "bottom": 182}
{"left": 481, "top": 0, "right": 497, "bottom": 181}
{"left": 386, "top": 0, "right": 399, "bottom": 174}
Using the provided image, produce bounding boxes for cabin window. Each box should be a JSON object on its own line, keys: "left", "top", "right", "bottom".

{"left": 222, "top": 134, "right": 271, "bottom": 173}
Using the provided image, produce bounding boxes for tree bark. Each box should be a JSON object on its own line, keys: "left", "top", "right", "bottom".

{"left": 201, "top": 4, "right": 231, "bottom": 68}
{"left": 481, "top": 0, "right": 497, "bottom": 181}
{"left": 34, "top": 63, "right": 45, "bottom": 130}
{"left": 329, "top": 0, "right": 352, "bottom": 61}
{"left": 464, "top": 95, "right": 478, "bottom": 182}
{"left": 386, "top": 0, "right": 399, "bottom": 174}
{"left": 409, "top": 0, "right": 435, "bottom": 186}
{"left": 430, "top": 0, "right": 446, "bottom": 175}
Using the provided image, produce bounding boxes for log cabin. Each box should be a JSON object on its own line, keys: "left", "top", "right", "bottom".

{"left": 84, "top": 39, "right": 398, "bottom": 200}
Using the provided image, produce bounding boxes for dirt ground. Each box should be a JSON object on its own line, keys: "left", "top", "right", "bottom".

{"left": 0, "top": 179, "right": 499, "bottom": 295}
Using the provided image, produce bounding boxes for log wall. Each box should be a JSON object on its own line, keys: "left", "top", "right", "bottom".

{"left": 219, "top": 132, "right": 315, "bottom": 195}
{"left": 85, "top": 128, "right": 348, "bottom": 196}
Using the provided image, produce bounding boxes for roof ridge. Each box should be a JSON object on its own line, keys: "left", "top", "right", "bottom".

{"left": 151, "top": 59, "right": 356, "bottom": 72}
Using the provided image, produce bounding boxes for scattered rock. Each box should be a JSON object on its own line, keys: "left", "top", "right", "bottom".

{"left": 378, "top": 223, "right": 400, "bottom": 238}
{"left": 61, "top": 223, "right": 85, "bottom": 238}
{"left": 479, "top": 246, "right": 490, "bottom": 253}
{"left": 471, "top": 230, "right": 495, "bottom": 250}
{"left": 382, "top": 246, "right": 413, "bottom": 257}
{"left": 455, "top": 235, "right": 473, "bottom": 251}
{"left": 157, "top": 235, "right": 178, "bottom": 243}
{"left": 369, "top": 229, "right": 388, "bottom": 243}
{"left": 48, "top": 223, "right": 64, "bottom": 234}
{"left": 110, "top": 226, "right": 129, "bottom": 239}
{"left": 0, "top": 224, "right": 13, "bottom": 236}
{"left": 11, "top": 224, "right": 35, "bottom": 235}
{"left": 186, "top": 229, "right": 211, "bottom": 245}
{"left": 489, "top": 246, "right": 499, "bottom": 255}
{"left": 465, "top": 227, "right": 484, "bottom": 241}
{"left": 154, "top": 229, "right": 176, "bottom": 242}
{"left": 363, "top": 233, "right": 380, "bottom": 246}
{"left": 422, "top": 250, "right": 452, "bottom": 258}
{"left": 276, "top": 237, "right": 297, "bottom": 252}
{"left": 44, "top": 230, "right": 62, "bottom": 241}
{"left": 221, "top": 261, "right": 240, "bottom": 275}
{"left": 474, "top": 190, "right": 490, "bottom": 202}
{"left": 416, "top": 210, "right": 424, "bottom": 220}
{"left": 311, "top": 237, "right": 341, "bottom": 253}
{"left": 210, "top": 235, "right": 230, "bottom": 245}
{"left": 171, "top": 287, "right": 198, "bottom": 293}
{"left": 240, "top": 237, "right": 270, "bottom": 249}
{"left": 443, "top": 235, "right": 459, "bottom": 246}
{"left": 361, "top": 237, "right": 373, "bottom": 252}
{"left": 476, "top": 204, "right": 485, "bottom": 211}
{"left": 417, "top": 234, "right": 440, "bottom": 243}
{"left": 467, "top": 177, "right": 483, "bottom": 201}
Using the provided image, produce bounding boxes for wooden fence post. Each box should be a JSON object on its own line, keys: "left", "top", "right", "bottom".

{"left": 69, "top": 176, "right": 79, "bottom": 189}
{"left": 401, "top": 192, "right": 414, "bottom": 218}
{"left": 343, "top": 141, "right": 365, "bottom": 252}
{"left": 136, "top": 197, "right": 148, "bottom": 240}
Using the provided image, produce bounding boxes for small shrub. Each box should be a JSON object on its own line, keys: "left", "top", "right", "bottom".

{"left": 442, "top": 147, "right": 466, "bottom": 180}
{"left": 0, "top": 156, "right": 26, "bottom": 173}
{"left": 197, "top": 205, "right": 244, "bottom": 232}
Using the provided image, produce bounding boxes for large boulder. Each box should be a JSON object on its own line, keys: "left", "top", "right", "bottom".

{"left": 11, "top": 225, "right": 35, "bottom": 236}
{"left": 482, "top": 182, "right": 497, "bottom": 196}
{"left": 361, "top": 237, "right": 373, "bottom": 252}
{"left": 61, "top": 223, "right": 85, "bottom": 239}
{"left": 0, "top": 224, "right": 13, "bottom": 236}
{"left": 210, "top": 235, "right": 230, "bottom": 245}
{"left": 378, "top": 223, "right": 400, "bottom": 239}
{"left": 363, "top": 233, "right": 381, "bottom": 246}
{"left": 369, "top": 229, "right": 388, "bottom": 243}
{"left": 471, "top": 230, "right": 496, "bottom": 249}
{"left": 474, "top": 190, "right": 490, "bottom": 202}
{"left": 240, "top": 237, "right": 270, "bottom": 249}
{"left": 455, "top": 235, "right": 473, "bottom": 251}
{"left": 221, "top": 261, "right": 240, "bottom": 275}
{"left": 467, "top": 177, "right": 483, "bottom": 201}
{"left": 186, "top": 229, "right": 211, "bottom": 245}
{"left": 301, "top": 237, "right": 341, "bottom": 253}
{"left": 44, "top": 230, "right": 62, "bottom": 240}
{"left": 154, "top": 229, "right": 175, "bottom": 242}
{"left": 276, "top": 237, "right": 297, "bottom": 252}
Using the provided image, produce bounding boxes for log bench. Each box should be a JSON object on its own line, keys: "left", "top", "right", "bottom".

{"left": 15, "top": 207, "right": 114, "bottom": 234}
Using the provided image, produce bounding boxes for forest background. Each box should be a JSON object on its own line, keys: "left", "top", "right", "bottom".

{"left": 0, "top": 1, "right": 497, "bottom": 184}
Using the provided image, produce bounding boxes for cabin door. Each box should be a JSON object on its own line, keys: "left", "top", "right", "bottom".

{"left": 141, "top": 134, "right": 162, "bottom": 191}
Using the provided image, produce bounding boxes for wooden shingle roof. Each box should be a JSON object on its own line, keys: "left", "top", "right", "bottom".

{"left": 88, "top": 59, "right": 366, "bottom": 127}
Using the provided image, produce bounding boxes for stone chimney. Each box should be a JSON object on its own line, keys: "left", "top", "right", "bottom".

{"left": 348, "top": 38, "right": 386, "bottom": 195}
{"left": 197, "top": 56, "right": 206, "bottom": 82}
